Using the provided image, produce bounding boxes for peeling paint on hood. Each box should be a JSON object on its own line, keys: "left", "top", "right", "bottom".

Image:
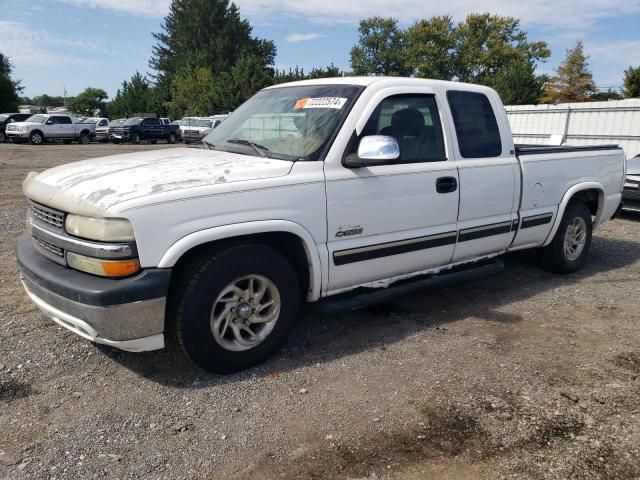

{"left": 23, "top": 147, "right": 294, "bottom": 217}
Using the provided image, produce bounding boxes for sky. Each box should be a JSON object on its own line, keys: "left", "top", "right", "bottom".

{"left": 1, "top": 0, "right": 640, "bottom": 99}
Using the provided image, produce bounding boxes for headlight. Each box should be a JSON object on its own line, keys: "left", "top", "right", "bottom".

{"left": 19, "top": 126, "right": 28, "bottom": 132}
{"left": 67, "top": 252, "right": 140, "bottom": 277}
{"left": 65, "top": 215, "right": 135, "bottom": 242}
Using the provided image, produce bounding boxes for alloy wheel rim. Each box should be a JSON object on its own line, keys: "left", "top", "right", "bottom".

{"left": 32, "top": 133, "right": 42, "bottom": 144}
{"left": 210, "top": 274, "right": 281, "bottom": 352}
{"left": 563, "top": 217, "right": 587, "bottom": 261}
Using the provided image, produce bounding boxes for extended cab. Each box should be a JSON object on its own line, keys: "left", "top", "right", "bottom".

{"left": 17, "top": 78, "right": 625, "bottom": 373}
{"left": 6, "top": 114, "right": 96, "bottom": 145}
{"left": 109, "top": 117, "right": 179, "bottom": 144}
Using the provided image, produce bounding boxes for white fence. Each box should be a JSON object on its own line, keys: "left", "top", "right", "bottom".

{"left": 506, "top": 99, "right": 640, "bottom": 158}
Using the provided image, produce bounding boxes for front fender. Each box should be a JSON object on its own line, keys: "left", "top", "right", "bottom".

{"left": 157, "top": 220, "right": 323, "bottom": 301}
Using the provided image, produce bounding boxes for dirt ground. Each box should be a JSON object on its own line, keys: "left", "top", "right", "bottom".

{"left": 1, "top": 142, "right": 639, "bottom": 480}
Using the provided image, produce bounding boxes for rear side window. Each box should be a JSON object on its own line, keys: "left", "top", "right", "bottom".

{"left": 446, "top": 91, "right": 501, "bottom": 158}
{"left": 53, "top": 116, "right": 72, "bottom": 124}
{"left": 144, "top": 118, "right": 160, "bottom": 126}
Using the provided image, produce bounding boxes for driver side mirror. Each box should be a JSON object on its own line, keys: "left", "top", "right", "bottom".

{"left": 343, "top": 135, "right": 400, "bottom": 168}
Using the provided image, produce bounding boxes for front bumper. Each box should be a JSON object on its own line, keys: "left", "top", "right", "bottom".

{"left": 17, "top": 235, "right": 171, "bottom": 352}
{"left": 6, "top": 131, "right": 29, "bottom": 139}
{"left": 623, "top": 176, "right": 640, "bottom": 213}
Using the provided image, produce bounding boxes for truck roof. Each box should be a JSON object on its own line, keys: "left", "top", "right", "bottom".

{"left": 265, "top": 76, "right": 497, "bottom": 95}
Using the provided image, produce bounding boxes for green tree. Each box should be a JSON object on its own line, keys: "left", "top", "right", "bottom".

{"left": 107, "top": 72, "right": 160, "bottom": 118}
{"left": 0, "top": 52, "right": 23, "bottom": 112}
{"left": 405, "top": 16, "right": 456, "bottom": 79}
{"left": 149, "top": 0, "right": 276, "bottom": 100}
{"left": 541, "top": 41, "right": 597, "bottom": 103}
{"left": 491, "top": 59, "right": 547, "bottom": 105}
{"left": 590, "top": 88, "right": 623, "bottom": 101}
{"left": 453, "top": 14, "right": 549, "bottom": 86}
{"left": 166, "top": 66, "right": 214, "bottom": 119}
{"left": 210, "top": 55, "right": 273, "bottom": 112}
{"left": 623, "top": 66, "right": 640, "bottom": 98}
{"left": 31, "top": 95, "right": 66, "bottom": 108}
{"left": 350, "top": 17, "right": 410, "bottom": 76}
{"left": 69, "top": 88, "right": 108, "bottom": 116}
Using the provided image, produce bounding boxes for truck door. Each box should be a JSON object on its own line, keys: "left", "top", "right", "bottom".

{"left": 325, "top": 92, "right": 459, "bottom": 294}
{"left": 446, "top": 90, "right": 519, "bottom": 262}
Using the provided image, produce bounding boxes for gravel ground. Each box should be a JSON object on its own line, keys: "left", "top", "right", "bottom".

{"left": 1, "top": 142, "right": 639, "bottom": 480}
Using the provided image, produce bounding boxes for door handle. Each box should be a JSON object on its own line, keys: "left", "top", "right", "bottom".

{"left": 436, "top": 176, "right": 457, "bottom": 193}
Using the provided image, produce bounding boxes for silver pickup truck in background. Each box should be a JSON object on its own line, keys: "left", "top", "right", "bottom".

{"left": 6, "top": 114, "right": 97, "bottom": 145}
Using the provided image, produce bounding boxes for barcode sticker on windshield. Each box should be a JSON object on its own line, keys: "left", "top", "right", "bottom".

{"left": 294, "top": 97, "right": 347, "bottom": 110}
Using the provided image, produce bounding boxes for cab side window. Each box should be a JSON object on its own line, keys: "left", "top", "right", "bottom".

{"left": 361, "top": 94, "right": 446, "bottom": 163}
{"left": 446, "top": 91, "right": 502, "bottom": 158}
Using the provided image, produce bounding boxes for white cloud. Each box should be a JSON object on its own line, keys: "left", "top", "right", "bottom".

{"left": 0, "top": 20, "right": 117, "bottom": 68}
{"left": 53, "top": 0, "right": 170, "bottom": 17}
{"left": 286, "top": 32, "right": 325, "bottom": 43}
{"left": 50, "top": 0, "right": 640, "bottom": 30}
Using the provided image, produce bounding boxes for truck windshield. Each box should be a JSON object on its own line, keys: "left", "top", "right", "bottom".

{"left": 26, "top": 115, "right": 47, "bottom": 123}
{"left": 202, "top": 84, "right": 363, "bottom": 161}
{"left": 123, "top": 118, "right": 143, "bottom": 126}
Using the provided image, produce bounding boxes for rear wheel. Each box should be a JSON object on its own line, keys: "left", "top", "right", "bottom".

{"left": 79, "top": 132, "right": 90, "bottom": 144}
{"left": 540, "top": 201, "right": 592, "bottom": 273}
{"left": 172, "top": 244, "right": 300, "bottom": 373}
{"left": 168, "top": 133, "right": 176, "bottom": 144}
{"left": 29, "top": 131, "right": 43, "bottom": 145}
{"left": 0, "top": 131, "right": 5, "bottom": 143}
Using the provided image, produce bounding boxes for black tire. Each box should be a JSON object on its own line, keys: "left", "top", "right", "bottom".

{"left": 172, "top": 244, "right": 300, "bottom": 373}
{"left": 29, "top": 131, "right": 44, "bottom": 145}
{"left": 0, "top": 131, "right": 5, "bottom": 143}
{"left": 79, "top": 132, "right": 90, "bottom": 145}
{"left": 133, "top": 133, "right": 141, "bottom": 145}
{"left": 168, "top": 133, "right": 176, "bottom": 144}
{"left": 540, "top": 201, "right": 592, "bottom": 274}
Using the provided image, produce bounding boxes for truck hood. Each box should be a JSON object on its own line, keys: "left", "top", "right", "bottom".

{"left": 7, "top": 121, "right": 43, "bottom": 128}
{"left": 23, "top": 147, "right": 294, "bottom": 217}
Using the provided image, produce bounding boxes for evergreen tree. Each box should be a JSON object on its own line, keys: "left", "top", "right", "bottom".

{"left": 541, "top": 41, "right": 598, "bottom": 103}
{"left": 149, "top": 0, "right": 275, "bottom": 99}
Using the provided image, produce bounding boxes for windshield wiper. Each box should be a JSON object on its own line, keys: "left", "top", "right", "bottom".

{"left": 226, "top": 138, "right": 269, "bottom": 158}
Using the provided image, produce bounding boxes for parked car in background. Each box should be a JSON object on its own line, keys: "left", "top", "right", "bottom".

{"left": 183, "top": 118, "right": 215, "bottom": 144}
{"left": 624, "top": 155, "right": 640, "bottom": 213}
{"left": 78, "top": 117, "right": 109, "bottom": 142}
{"left": 109, "top": 117, "right": 179, "bottom": 144}
{"left": 0, "top": 113, "right": 31, "bottom": 142}
{"left": 6, "top": 114, "right": 97, "bottom": 145}
{"left": 96, "top": 119, "right": 122, "bottom": 142}
{"left": 17, "top": 77, "right": 625, "bottom": 373}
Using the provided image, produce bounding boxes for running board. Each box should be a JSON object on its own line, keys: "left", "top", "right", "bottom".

{"left": 316, "top": 259, "right": 504, "bottom": 314}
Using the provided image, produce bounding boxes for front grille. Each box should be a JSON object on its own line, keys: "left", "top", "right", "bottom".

{"left": 31, "top": 203, "right": 64, "bottom": 229}
{"left": 30, "top": 202, "right": 65, "bottom": 229}
{"left": 623, "top": 187, "right": 640, "bottom": 208}
{"left": 33, "top": 237, "right": 64, "bottom": 257}
{"left": 32, "top": 237, "right": 66, "bottom": 265}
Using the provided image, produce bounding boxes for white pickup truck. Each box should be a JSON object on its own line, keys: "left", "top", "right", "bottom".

{"left": 6, "top": 113, "right": 96, "bottom": 145}
{"left": 17, "top": 78, "right": 625, "bottom": 373}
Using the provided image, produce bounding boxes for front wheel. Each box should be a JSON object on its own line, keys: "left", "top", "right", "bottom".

{"left": 133, "top": 133, "right": 141, "bottom": 145}
{"left": 540, "top": 201, "right": 592, "bottom": 274}
{"left": 29, "top": 131, "right": 43, "bottom": 145}
{"left": 172, "top": 244, "right": 301, "bottom": 373}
